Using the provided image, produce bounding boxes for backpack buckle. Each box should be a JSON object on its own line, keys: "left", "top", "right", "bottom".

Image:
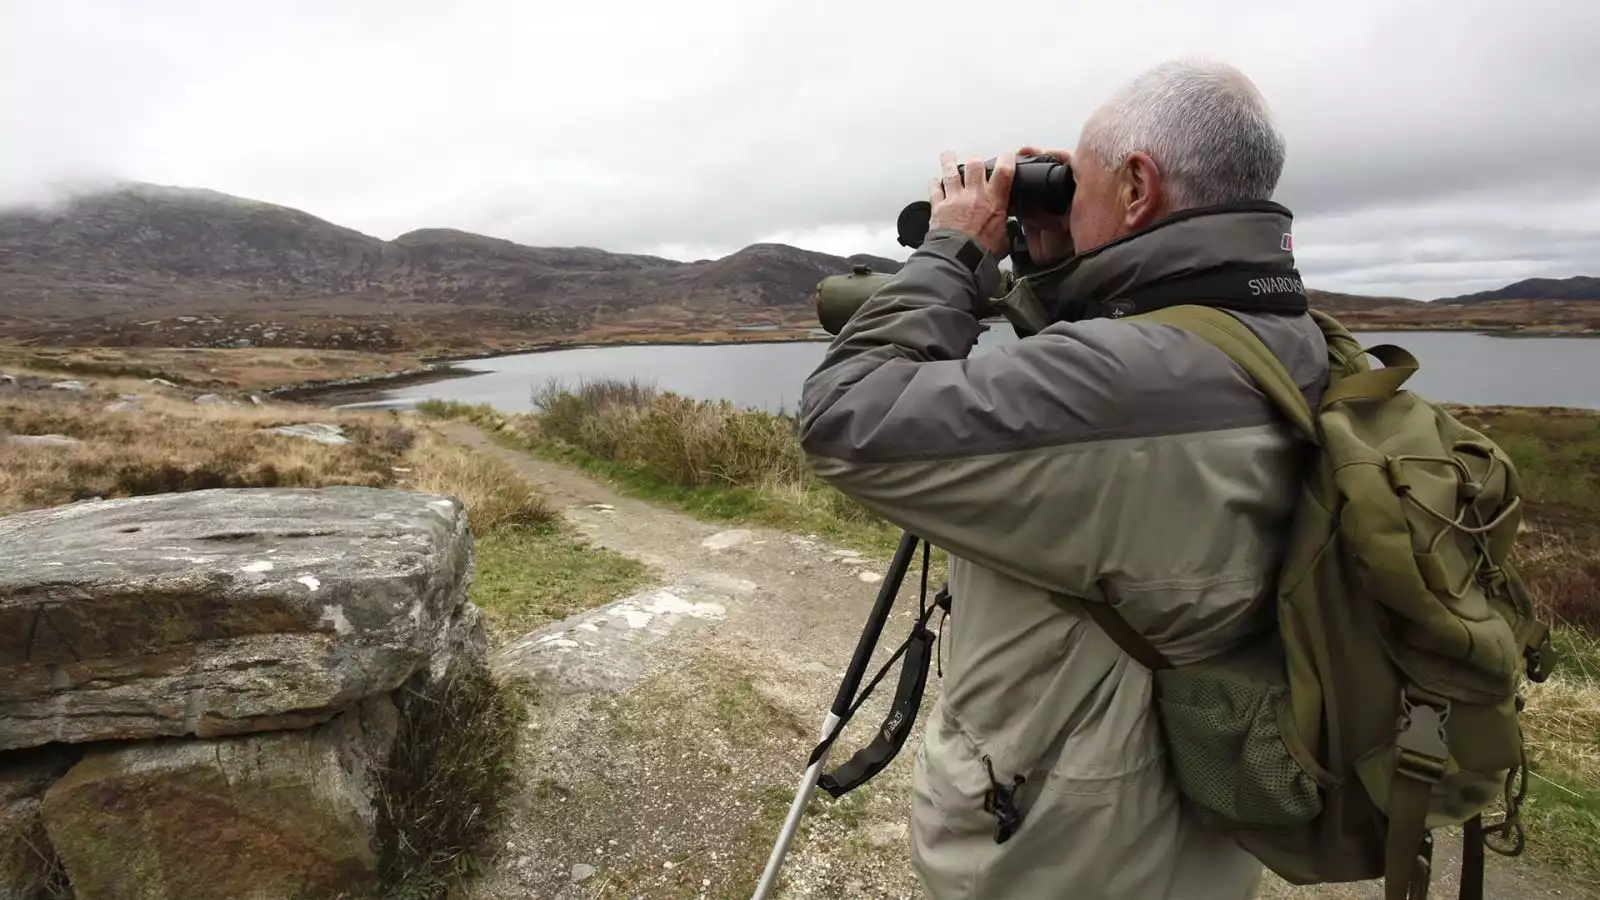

{"left": 1396, "top": 692, "right": 1450, "bottom": 783}
{"left": 1525, "top": 629, "right": 1556, "bottom": 684}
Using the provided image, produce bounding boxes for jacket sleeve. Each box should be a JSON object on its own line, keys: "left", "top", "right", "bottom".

{"left": 797, "top": 229, "right": 1201, "bottom": 601}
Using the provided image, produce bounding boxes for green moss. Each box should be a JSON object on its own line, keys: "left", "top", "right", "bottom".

{"left": 468, "top": 520, "right": 651, "bottom": 637}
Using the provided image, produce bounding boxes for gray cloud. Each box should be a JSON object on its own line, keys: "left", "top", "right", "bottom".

{"left": 3, "top": 0, "right": 1597, "bottom": 299}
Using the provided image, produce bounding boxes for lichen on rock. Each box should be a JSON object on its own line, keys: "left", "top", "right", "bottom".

{"left": 41, "top": 694, "right": 400, "bottom": 900}
{"left": 0, "top": 487, "right": 483, "bottom": 751}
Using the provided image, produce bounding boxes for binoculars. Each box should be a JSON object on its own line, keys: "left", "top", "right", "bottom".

{"left": 893, "top": 154, "right": 1074, "bottom": 250}
{"left": 816, "top": 154, "right": 1073, "bottom": 335}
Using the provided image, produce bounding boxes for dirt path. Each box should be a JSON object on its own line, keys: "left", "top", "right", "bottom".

{"left": 441, "top": 424, "right": 1595, "bottom": 900}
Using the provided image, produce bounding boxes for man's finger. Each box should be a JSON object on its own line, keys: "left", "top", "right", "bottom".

{"left": 966, "top": 156, "right": 986, "bottom": 191}
{"left": 940, "top": 151, "right": 962, "bottom": 192}
{"left": 929, "top": 177, "right": 943, "bottom": 206}
{"left": 988, "top": 152, "right": 1016, "bottom": 200}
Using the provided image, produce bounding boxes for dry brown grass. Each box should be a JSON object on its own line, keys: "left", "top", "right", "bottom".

{"left": 401, "top": 430, "right": 553, "bottom": 537}
{"left": 1517, "top": 524, "right": 1600, "bottom": 638}
{"left": 1522, "top": 634, "right": 1599, "bottom": 784}
{"left": 0, "top": 384, "right": 567, "bottom": 545}
{"left": 1335, "top": 300, "right": 1600, "bottom": 333}
{"left": 0, "top": 344, "right": 426, "bottom": 392}
{"left": 0, "top": 391, "right": 414, "bottom": 514}
{"left": 1520, "top": 528, "right": 1600, "bottom": 791}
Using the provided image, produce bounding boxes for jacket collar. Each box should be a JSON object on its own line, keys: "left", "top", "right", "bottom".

{"left": 1000, "top": 201, "right": 1300, "bottom": 329}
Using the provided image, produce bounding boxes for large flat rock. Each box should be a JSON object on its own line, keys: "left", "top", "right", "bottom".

{"left": 41, "top": 693, "right": 398, "bottom": 900}
{"left": 0, "top": 487, "right": 480, "bottom": 751}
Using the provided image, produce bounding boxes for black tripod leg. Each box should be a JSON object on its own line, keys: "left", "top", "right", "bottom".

{"left": 829, "top": 531, "right": 921, "bottom": 717}
{"left": 752, "top": 530, "right": 920, "bottom": 899}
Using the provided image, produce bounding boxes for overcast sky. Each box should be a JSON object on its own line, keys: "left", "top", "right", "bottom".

{"left": 3, "top": 0, "right": 1597, "bottom": 300}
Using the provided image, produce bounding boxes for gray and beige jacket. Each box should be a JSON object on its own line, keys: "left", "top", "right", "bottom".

{"left": 797, "top": 204, "right": 1328, "bottom": 899}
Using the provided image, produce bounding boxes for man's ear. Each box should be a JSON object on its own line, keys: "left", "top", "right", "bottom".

{"left": 1119, "top": 151, "right": 1166, "bottom": 230}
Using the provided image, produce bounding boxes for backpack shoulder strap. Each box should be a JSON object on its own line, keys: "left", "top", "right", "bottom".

{"left": 1132, "top": 305, "right": 1320, "bottom": 444}
{"left": 1082, "top": 305, "right": 1320, "bottom": 670}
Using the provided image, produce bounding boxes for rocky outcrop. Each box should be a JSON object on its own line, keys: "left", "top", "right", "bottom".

{"left": 0, "top": 487, "right": 487, "bottom": 899}
{"left": 0, "top": 486, "right": 478, "bottom": 750}
{"left": 41, "top": 694, "right": 398, "bottom": 900}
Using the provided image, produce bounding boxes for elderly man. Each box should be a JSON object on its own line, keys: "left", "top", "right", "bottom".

{"left": 796, "top": 59, "right": 1326, "bottom": 899}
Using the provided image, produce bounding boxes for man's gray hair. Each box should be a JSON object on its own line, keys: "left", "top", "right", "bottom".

{"left": 1080, "top": 59, "right": 1286, "bottom": 209}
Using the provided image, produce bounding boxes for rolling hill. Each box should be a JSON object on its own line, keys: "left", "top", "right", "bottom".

{"left": 0, "top": 183, "right": 904, "bottom": 350}
{"left": 1436, "top": 276, "right": 1600, "bottom": 304}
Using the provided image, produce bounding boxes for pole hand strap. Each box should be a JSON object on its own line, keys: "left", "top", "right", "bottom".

{"left": 818, "top": 620, "right": 936, "bottom": 796}
{"left": 806, "top": 541, "right": 947, "bottom": 798}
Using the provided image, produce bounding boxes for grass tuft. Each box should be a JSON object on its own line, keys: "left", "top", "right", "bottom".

{"left": 401, "top": 430, "right": 554, "bottom": 537}
{"left": 372, "top": 663, "right": 528, "bottom": 900}
{"left": 528, "top": 377, "right": 811, "bottom": 490}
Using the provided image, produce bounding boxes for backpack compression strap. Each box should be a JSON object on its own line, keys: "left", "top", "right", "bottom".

{"left": 1074, "top": 595, "right": 1172, "bottom": 670}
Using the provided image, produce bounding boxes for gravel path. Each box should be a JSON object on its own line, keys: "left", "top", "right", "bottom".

{"left": 443, "top": 424, "right": 1594, "bottom": 900}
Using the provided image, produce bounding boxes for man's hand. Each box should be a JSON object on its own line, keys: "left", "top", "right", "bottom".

{"left": 928, "top": 150, "right": 1014, "bottom": 260}
{"left": 1014, "top": 145, "right": 1076, "bottom": 266}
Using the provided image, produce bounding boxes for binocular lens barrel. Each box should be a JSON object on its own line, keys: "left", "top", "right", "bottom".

{"left": 957, "top": 155, "right": 1074, "bottom": 216}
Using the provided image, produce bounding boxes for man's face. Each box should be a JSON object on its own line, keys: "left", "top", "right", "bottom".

{"left": 1066, "top": 143, "right": 1125, "bottom": 254}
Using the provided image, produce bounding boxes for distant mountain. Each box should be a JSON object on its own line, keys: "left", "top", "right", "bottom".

{"left": 0, "top": 182, "right": 902, "bottom": 347}
{"left": 24, "top": 180, "right": 1571, "bottom": 351}
{"left": 1436, "top": 276, "right": 1600, "bottom": 305}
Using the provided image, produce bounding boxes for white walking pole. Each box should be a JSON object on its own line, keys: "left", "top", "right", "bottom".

{"left": 751, "top": 710, "right": 842, "bottom": 899}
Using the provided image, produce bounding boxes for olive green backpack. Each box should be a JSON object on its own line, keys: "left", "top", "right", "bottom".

{"left": 1085, "top": 305, "right": 1557, "bottom": 900}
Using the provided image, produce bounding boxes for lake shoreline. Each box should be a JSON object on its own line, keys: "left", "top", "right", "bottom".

{"left": 268, "top": 363, "right": 482, "bottom": 405}
{"left": 297, "top": 323, "right": 1600, "bottom": 413}
{"left": 418, "top": 332, "right": 832, "bottom": 365}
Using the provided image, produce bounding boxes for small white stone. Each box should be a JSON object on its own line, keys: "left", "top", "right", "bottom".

{"left": 857, "top": 571, "right": 883, "bottom": 584}
{"left": 702, "top": 529, "right": 754, "bottom": 550}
